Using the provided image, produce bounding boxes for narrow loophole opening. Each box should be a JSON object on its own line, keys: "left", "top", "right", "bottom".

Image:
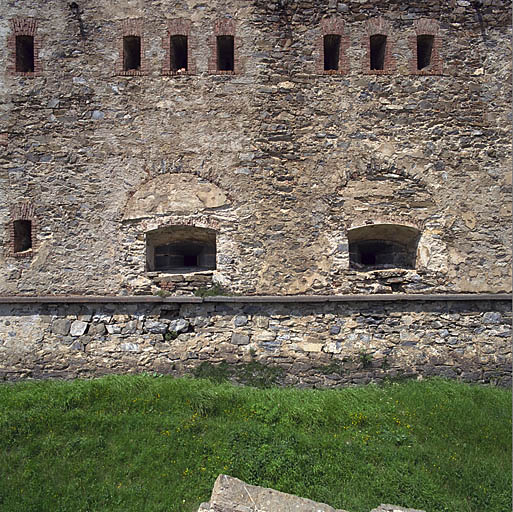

{"left": 123, "top": 35, "right": 141, "bottom": 71}
{"left": 217, "top": 35, "right": 234, "bottom": 71}
{"left": 13, "top": 220, "right": 32, "bottom": 253}
{"left": 370, "top": 34, "right": 387, "bottom": 70}
{"left": 417, "top": 34, "right": 434, "bottom": 70}
{"left": 15, "top": 35, "right": 35, "bottom": 73}
{"left": 324, "top": 34, "right": 341, "bottom": 71}
{"left": 170, "top": 35, "right": 188, "bottom": 72}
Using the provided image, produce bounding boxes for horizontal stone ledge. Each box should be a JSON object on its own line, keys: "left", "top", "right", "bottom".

{"left": 0, "top": 295, "right": 202, "bottom": 304}
{"left": 0, "top": 293, "right": 510, "bottom": 304}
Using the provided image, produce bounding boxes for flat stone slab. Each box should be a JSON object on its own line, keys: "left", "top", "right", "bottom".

{"left": 198, "top": 475, "right": 426, "bottom": 512}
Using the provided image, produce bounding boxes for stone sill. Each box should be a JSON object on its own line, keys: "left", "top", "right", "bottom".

{"left": 0, "top": 294, "right": 510, "bottom": 304}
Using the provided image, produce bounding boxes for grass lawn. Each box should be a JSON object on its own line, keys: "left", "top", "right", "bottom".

{"left": 0, "top": 375, "right": 511, "bottom": 512}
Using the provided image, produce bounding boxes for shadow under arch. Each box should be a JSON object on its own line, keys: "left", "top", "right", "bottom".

{"left": 348, "top": 223, "right": 421, "bottom": 270}
{"left": 146, "top": 225, "right": 216, "bottom": 273}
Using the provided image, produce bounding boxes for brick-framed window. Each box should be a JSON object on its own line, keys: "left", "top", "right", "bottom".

{"left": 7, "top": 18, "right": 42, "bottom": 76}
{"left": 7, "top": 203, "right": 37, "bottom": 258}
{"left": 116, "top": 19, "right": 147, "bottom": 76}
{"left": 208, "top": 18, "right": 240, "bottom": 75}
{"left": 409, "top": 19, "right": 442, "bottom": 75}
{"left": 317, "top": 17, "right": 349, "bottom": 75}
{"left": 362, "top": 17, "right": 394, "bottom": 75}
{"left": 162, "top": 19, "right": 196, "bottom": 75}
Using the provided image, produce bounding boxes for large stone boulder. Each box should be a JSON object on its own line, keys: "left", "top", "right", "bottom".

{"left": 197, "top": 475, "right": 426, "bottom": 512}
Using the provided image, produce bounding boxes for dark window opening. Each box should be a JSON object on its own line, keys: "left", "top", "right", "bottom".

{"left": 370, "top": 34, "right": 387, "bottom": 70}
{"left": 217, "top": 35, "right": 234, "bottom": 71}
{"left": 324, "top": 34, "right": 341, "bottom": 71}
{"left": 170, "top": 35, "right": 188, "bottom": 72}
{"left": 154, "top": 242, "right": 213, "bottom": 271}
{"left": 147, "top": 226, "right": 216, "bottom": 273}
{"left": 351, "top": 240, "right": 414, "bottom": 269}
{"left": 15, "top": 35, "right": 34, "bottom": 73}
{"left": 348, "top": 224, "right": 420, "bottom": 270}
{"left": 13, "top": 220, "right": 32, "bottom": 253}
{"left": 123, "top": 35, "right": 141, "bottom": 71}
{"left": 417, "top": 34, "right": 434, "bottom": 70}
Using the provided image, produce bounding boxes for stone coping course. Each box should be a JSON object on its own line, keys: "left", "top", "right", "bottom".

{"left": 0, "top": 294, "right": 510, "bottom": 304}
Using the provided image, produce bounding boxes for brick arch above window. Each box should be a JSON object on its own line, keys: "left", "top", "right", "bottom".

{"left": 162, "top": 18, "right": 196, "bottom": 75}
{"left": 208, "top": 18, "right": 240, "bottom": 74}
{"left": 362, "top": 17, "right": 394, "bottom": 75}
{"left": 7, "top": 202, "right": 38, "bottom": 258}
{"left": 116, "top": 18, "right": 147, "bottom": 76}
{"left": 318, "top": 17, "right": 349, "bottom": 75}
{"left": 7, "top": 18, "right": 42, "bottom": 76}
{"left": 409, "top": 18, "right": 442, "bottom": 75}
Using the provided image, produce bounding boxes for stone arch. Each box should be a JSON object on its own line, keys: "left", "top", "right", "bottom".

{"left": 122, "top": 173, "right": 230, "bottom": 221}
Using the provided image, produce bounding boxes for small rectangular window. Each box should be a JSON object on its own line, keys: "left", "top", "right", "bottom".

{"left": 123, "top": 35, "right": 141, "bottom": 71}
{"left": 170, "top": 35, "right": 188, "bottom": 72}
{"left": 323, "top": 34, "right": 341, "bottom": 71}
{"left": 15, "top": 35, "right": 34, "bottom": 73}
{"left": 217, "top": 35, "right": 234, "bottom": 72}
{"left": 13, "top": 220, "right": 32, "bottom": 253}
{"left": 370, "top": 34, "right": 386, "bottom": 70}
{"left": 417, "top": 34, "right": 434, "bottom": 70}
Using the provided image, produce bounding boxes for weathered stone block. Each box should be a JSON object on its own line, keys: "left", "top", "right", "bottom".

{"left": 145, "top": 319, "right": 168, "bottom": 334}
{"left": 169, "top": 318, "right": 189, "bottom": 333}
{"left": 52, "top": 319, "right": 71, "bottom": 336}
{"left": 89, "top": 323, "right": 106, "bottom": 335}
{"left": 233, "top": 315, "right": 248, "bottom": 327}
{"left": 70, "top": 320, "right": 88, "bottom": 337}
{"left": 231, "top": 333, "right": 250, "bottom": 345}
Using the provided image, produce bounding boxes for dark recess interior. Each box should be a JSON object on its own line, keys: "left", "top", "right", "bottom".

{"left": 13, "top": 220, "right": 32, "bottom": 253}
{"left": 123, "top": 35, "right": 141, "bottom": 71}
{"left": 15, "top": 35, "right": 34, "bottom": 72}
{"left": 217, "top": 35, "right": 234, "bottom": 71}
{"left": 417, "top": 34, "right": 434, "bottom": 70}
{"left": 324, "top": 34, "right": 341, "bottom": 71}
{"left": 350, "top": 240, "right": 416, "bottom": 270}
{"left": 370, "top": 34, "right": 386, "bottom": 70}
{"left": 171, "top": 35, "right": 188, "bottom": 71}
{"left": 154, "top": 242, "right": 216, "bottom": 272}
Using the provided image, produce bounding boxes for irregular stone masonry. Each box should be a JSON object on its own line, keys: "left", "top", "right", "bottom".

{"left": 1, "top": 297, "right": 510, "bottom": 386}
{"left": 0, "top": 0, "right": 511, "bottom": 297}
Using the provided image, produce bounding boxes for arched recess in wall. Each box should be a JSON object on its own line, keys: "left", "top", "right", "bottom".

{"left": 121, "top": 173, "right": 233, "bottom": 282}
{"left": 347, "top": 224, "right": 420, "bottom": 270}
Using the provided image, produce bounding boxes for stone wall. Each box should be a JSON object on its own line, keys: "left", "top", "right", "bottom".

{"left": 0, "top": 0, "right": 511, "bottom": 296}
{"left": 1, "top": 296, "right": 510, "bottom": 386}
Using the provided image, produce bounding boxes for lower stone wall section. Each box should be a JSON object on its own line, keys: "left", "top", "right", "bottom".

{"left": 0, "top": 298, "right": 511, "bottom": 386}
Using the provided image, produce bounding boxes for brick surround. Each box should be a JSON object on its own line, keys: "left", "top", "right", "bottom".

{"left": 7, "top": 18, "right": 42, "bottom": 76}
{"left": 409, "top": 18, "right": 443, "bottom": 75}
{"left": 116, "top": 19, "right": 147, "bottom": 76}
{"left": 208, "top": 18, "right": 240, "bottom": 75}
{"left": 161, "top": 18, "right": 196, "bottom": 75}
{"left": 317, "top": 17, "right": 350, "bottom": 75}
{"left": 7, "top": 202, "right": 37, "bottom": 258}
{"left": 362, "top": 17, "right": 394, "bottom": 75}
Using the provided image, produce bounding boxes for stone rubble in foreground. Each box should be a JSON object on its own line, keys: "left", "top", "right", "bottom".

{"left": 198, "top": 474, "right": 426, "bottom": 512}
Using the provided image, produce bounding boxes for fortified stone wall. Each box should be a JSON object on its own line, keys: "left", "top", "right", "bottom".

{"left": 1, "top": 297, "right": 510, "bottom": 386}
{"left": 0, "top": 0, "right": 511, "bottom": 297}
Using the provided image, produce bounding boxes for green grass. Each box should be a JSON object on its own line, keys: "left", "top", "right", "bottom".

{"left": 0, "top": 376, "right": 510, "bottom": 512}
